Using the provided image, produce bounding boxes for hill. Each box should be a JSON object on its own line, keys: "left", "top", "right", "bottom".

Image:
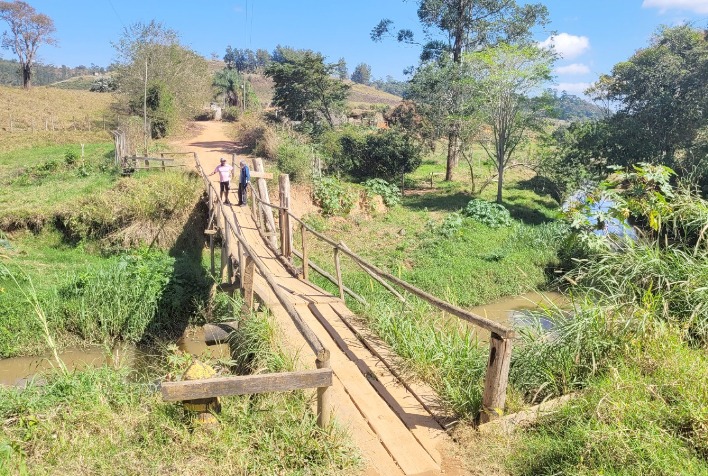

{"left": 0, "top": 59, "right": 106, "bottom": 88}
{"left": 553, "top": 91, "right": 605, "bottom": 121}
{"left": 0, "top": 84, "right": 115, "bottom": 149}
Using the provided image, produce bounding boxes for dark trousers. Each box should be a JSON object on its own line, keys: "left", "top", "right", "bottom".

{"left": 238, "top": 182, "right": 247, "bottom": 205}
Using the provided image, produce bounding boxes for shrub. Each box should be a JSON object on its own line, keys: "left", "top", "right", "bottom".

{"left": 463, "top": 199, "right": 512, "bottom": 228}
{"left": 312, "top": 176, "right": 355, "bottom": 216}
{"left": 364, "top": 178, "right": 401, "bottom": 207}
{"left": 437, "top": 212, "right": 464, "bottom": 237}
{"left": 276, "top": 137, "right": 311, "bottom": 183}
{"left": 234, "top": 114, "right": 278, "bottom": 160}
{"left": 64, "top": 150, "right": 79, "bottom": 166}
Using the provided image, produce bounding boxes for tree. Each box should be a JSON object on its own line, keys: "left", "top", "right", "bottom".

{"left": 372, "top": 0, "right": 549, "bottom": 181}
{"left": 588, "top": 25, "right": 708, "bottom": 188}
{"left": 351, "top": 63, "right": 371, "bottom": 84}
{"left": 265, "top": 51, "right": 350, "bottom": 128}
{"left": 469, "top": 43, "right": 553, "bottom": 203}
{"left": 0, "top": 1, "right": 56, "bottom": 88}
{"left": 213, "top": 68, "right": 242, "bottom": 107}
{"left": 112, "top": 21, "right": 211, "bottom": 136}
{"left": 336, "top": 57, "right": 348, "bottom": 80}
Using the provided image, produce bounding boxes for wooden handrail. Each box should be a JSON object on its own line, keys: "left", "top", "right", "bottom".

{"left": 285, "top": 211, "right": 513, "bottom": 339}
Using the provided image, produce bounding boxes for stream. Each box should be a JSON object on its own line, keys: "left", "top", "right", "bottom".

{"left": 0, "top": 327, "right": 230, "bottom": 387}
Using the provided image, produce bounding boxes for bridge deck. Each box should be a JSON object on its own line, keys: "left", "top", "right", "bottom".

{"left": 228, "top": 204, "right": 459, "bottom": 476}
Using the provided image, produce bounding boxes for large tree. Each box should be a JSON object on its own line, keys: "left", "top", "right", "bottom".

{"left": 372, "top": 0, "right": 549, "bottom": 181}
{"left": 0, "top": 0, "right": 56, "bottom": 88}
{"left": 112, "top": 21, "right": 211, "bottom": 135}
{"left": 265, "top": 51, "right": 350, "bottom": 128}
{"left": 351, "top": 63, "right": 372, "bottom": 85}
{"left": 588, "top": 25, "right": 708, "bottom": 180}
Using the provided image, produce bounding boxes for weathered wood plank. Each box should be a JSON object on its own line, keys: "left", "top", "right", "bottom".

{"left": 250, "top": 171, "right": 273, "bottom": 179}
{"left": 480, "top": 332, "right": 513, "bottom": 423}
{"left": 161, "top": 368, "right": 332, "bottom": 401}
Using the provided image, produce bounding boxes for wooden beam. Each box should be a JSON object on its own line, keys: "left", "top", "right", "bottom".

{"left": 292, "top": 248, "right": 367, "bottom": 305}
{"left": 250, "top": 171, "right": 273, "bottom": 179}
{"left": 161, "top": 368, "right": 333, "bottom": 401}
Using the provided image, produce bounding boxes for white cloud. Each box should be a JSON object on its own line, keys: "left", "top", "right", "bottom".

{"left": 554, "top": 82, "right": 592, "bottom": 96}
{"left": 539, "top": 33, "right": 590, "bottom": 60}
{"left": 642, "top": 0, "right": 708, "bottom": 14}
{"left": 555, "top": 63, "right": 591, "bottom": 75}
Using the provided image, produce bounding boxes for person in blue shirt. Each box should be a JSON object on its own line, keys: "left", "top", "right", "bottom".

{"left": 238, "top": 160, "right": 250, "bottom": 206}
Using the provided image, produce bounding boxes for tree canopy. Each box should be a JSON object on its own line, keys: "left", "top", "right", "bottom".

{"left": 372, "top": 0, "right": 549, "bottom": 181}
{"left": 351, "top": 63, "right": 372, "bottom": 85}
{"left": 112, "top": 20, "right": 211, "bottom": 136}
{"left": 265, "top": 50, "right": 350, "bottom": 128}
{"left": 0, "top": 0, "right": 56, "bottom": 88}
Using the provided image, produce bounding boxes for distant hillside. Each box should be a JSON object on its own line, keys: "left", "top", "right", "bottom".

{"left": 553, "top": 92, "right": 605, "bottom": 121}
{"left": 0, "top": 59, "right": 106, "bottom": 88}
{"left": 244, "top": 73, "right": 401, "bottom": 110}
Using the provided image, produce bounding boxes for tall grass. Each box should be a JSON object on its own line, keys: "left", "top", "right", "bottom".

{"left": 59, "top": 252, "right": 175, "bottom": 348}
{"left": 509, "top": 332, "right": 708, "bottom": 475}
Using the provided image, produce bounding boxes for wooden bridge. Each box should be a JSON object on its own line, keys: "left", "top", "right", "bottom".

{"left": 161, "top": 152, "right": 515, "bottom": 475}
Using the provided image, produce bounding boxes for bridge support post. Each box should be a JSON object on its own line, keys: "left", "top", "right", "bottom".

{"left": 480, "top": 332, "right": 513, "bottom": 424}
{"left": 334, "top": 247, "right": 344, "bottom": 300}
{"left": 316, "top": 351, "right": 332, "bottom": 429}
{"left": 253, "top": 158, "right": 277, "bottom": 248}
{"left": 242, "top": 255, "right": 255, "bottom": 312}
{"left": 279, "top": 174, "right": 292, "bottom": 260}
{"left": 301, "top": 223, "right": 309, "bottom": 280}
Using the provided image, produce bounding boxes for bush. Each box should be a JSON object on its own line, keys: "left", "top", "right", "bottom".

{"left": 234, "top": 114, "right": 278, "bottom": 160}
{"left": 276, "top": 137, "right": 311, "bottom": 183}
{"left": 364, "top": 178, "right": 401, "bottom": 207}
{"left": 312, "top": 176, "right": 355, "bottom": 216}
{"left": 463, "top": 199, "right": 512, "bottom": 228}
{"left": 64, "top": 150, "right": 79, "bottom": 166}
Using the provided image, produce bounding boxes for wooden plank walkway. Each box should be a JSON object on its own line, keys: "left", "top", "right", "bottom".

{"left": 227, "top": 203, "right": 460, "bottom": 476}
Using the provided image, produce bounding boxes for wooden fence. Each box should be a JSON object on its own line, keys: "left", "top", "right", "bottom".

{"left": 244, "top": 161, "right": 515, "bottom": 424}
{"left": 161, "top": 153, "right": 333, "bottom": 429}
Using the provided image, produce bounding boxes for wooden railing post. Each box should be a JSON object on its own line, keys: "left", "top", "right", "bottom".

{"left": 301, "top": 223, "right": 309, "bottom": 280}
{"left": 279, "top": 174, "right": 292, "bottom": 260}
{"left": 480, "top": 332, "right": 513, "bottom": 423}
{"left": 334, "top": 247, "right": 344, "bottom": 300}
{"left": 253, "top": 158, "right": 277, "bottom": 247}
{"left": 237, "top": 240, "right": 245, "bottom": 291}
{"left": 316, "top": 350, "right": 332, "bottom": 429}
{"left": 242, "top": 255, "right": 255, "bottom": 311}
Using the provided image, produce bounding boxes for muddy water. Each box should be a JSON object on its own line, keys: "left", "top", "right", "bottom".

{"left": 469, "top": 291, "right": 567, "bottom": 329}
{"left": 0, "top": 327, "right": 231, "bottom": 387}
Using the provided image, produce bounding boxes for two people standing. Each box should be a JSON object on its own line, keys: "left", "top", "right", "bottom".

{"left": 209, "top": 158, "right": 250, "bottom": 206}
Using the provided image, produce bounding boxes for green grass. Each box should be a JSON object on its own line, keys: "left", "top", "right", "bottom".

{"left": 0, "top": 142, "right": 117, "bottom": 231}
{"left": 0, "top": 310, "right": 360, "bottom": 475}
{"left": 509, "top": 333, "right": 708, "bottom": 476}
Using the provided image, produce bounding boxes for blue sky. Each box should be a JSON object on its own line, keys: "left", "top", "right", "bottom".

{"left": 3, "top": 0, "right": 707, "bottom": 96}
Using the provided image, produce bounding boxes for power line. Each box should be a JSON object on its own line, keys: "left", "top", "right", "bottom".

{"left": 107, "top": 0, "right": 125, "bottom": 29}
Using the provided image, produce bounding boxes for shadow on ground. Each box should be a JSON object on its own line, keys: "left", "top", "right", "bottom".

{"left": 402, "top": 191, "right": 472, "bottom": 212}
{"left": 149, "top": 196, "right": 213, "bottom": 341}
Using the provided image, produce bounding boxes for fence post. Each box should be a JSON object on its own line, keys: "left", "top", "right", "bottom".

{"left": 480, "top": 332, "right": 513, "bottom": 424}
{"left": 279, "top": 174, "right": 292, "bottom": 260}
{"left": 301, "top": 223, "right": 309, "bottom": 280}
{"left": 316, "top": 350, "right": 332, "bottom": 429}
{"left": 334, "top": 247, "right": 344, "bottom": 300}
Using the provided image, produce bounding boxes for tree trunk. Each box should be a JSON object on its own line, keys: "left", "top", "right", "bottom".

{"left": 496, "top": 160, "right": 504, "bottom": 204}
{"left": 445, "top": 130, "right": 459, "bottom": 181}
{"left": 22, "top": 63, "right": 32, "bottom": 89}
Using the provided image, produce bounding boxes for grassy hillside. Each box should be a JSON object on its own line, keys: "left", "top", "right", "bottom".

{"left": 245, "top": 73, "right": 401, "bottom": 110}
{"left": 0, "top": 85, "right": 115, "bottom": 150}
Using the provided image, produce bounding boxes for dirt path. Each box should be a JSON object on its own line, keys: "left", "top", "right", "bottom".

{"left": 172, "top": 121, "right": 469, "bottom": 476}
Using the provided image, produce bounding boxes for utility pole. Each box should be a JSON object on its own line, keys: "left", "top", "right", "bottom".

{"left": 143, "top": 59, "right": 148, "bottom": 156}
{"left": 242, "top": 83, "right": 246, "bottom": 113}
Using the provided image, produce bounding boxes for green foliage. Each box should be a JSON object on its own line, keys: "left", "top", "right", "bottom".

{"left": 350, "top": 62, "right": 371, "bottom": 85}
{"left": 144, "top": 81, "right": 176, "bottom": 138}
{"left": 587, "top": 25, "right": 708, "bottom": 192}
{"left": 463, "top": 199, "right": 512, "bottom": 228}
{"left": 59, "top": 251, "right": 174, "bottom": 346}
{"left": 312, "top": 176, "right": 355, "bottom": 216}
{"left": 436, "top": 212, "right": 464, "bottom": 237}
{"left": 89, "top": 76, "right": 117, "bottom": 92}
{"left": 63, "top": 149, "right": 79, "bottom": 166}
{"left": 265, "top": 50, "right": 350, "bottom": 128}
{"left": 113, "top": 21, "right": 211, "bottom": 129}
{"left": 364, "top": 178, "right": 401, "bottom": 207}
{"left": 276, "top": 136, "right": 311, "bottom": 183}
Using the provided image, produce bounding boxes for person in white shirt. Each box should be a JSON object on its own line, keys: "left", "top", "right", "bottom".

{"left": 209, "top": 157, "right": 234, "bottom": 204}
